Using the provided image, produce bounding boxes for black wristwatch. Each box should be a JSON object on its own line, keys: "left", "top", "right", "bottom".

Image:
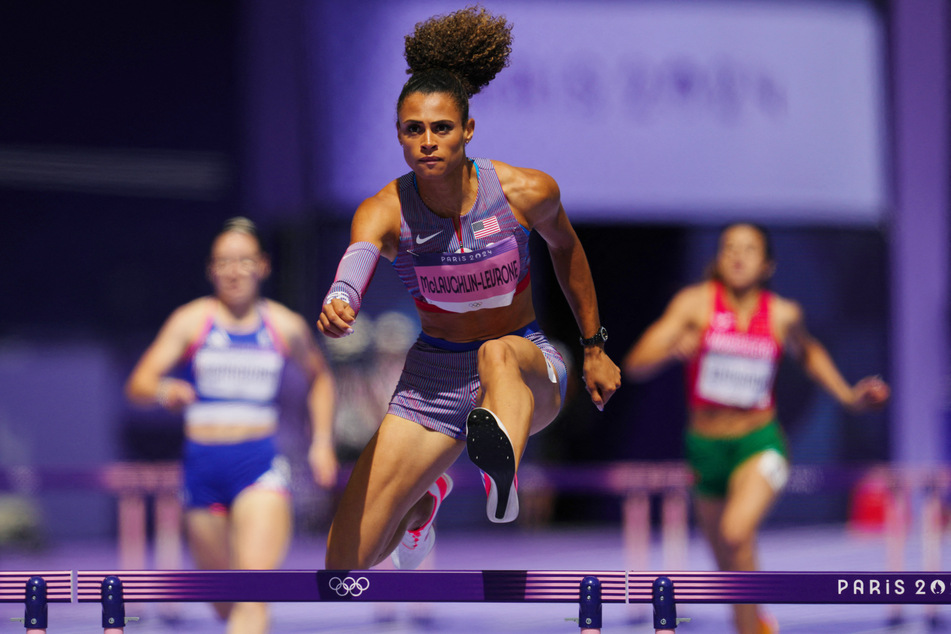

{"left": 579, "top": 326, "right": 608, "bottom": 348}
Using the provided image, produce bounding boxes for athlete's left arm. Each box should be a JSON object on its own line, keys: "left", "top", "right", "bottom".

{"left": 783, "top": 299, "right": 890, "bottom": 413}
{"left": 512, "top": 166, "right": 621, "bottom": 411}
{"left": 276, "top": 303, "right": 339, "bottom": 488}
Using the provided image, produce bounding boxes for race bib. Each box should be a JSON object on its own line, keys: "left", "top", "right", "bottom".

{"left": 696, "top": 352, "right": 775, "bottom": 408}
{"left": 413, "top": 236, "right": 520, "bottom": 313}
{"left": 193, "top": 348, "right": 284, "bottom": 402}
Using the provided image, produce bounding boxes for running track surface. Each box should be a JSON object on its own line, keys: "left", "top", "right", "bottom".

{"left": 1, "top": 524, "right": 947, "bottom": 633}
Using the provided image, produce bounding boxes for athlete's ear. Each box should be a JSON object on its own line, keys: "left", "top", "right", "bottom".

{"left": 465, "top": 118, "right": 475, "bottom": 144}
{"left": 762, "top": 261, "right": 777, "bottom": 283}
{"left": 257, "top": 253, "right": 272, "bottom": 282}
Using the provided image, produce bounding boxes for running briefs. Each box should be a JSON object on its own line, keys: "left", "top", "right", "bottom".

{"left": 182, "top": 436, "right": 290, "bottom": 509}
{"left": 685, "top": 420, "right": 789, "bottom": 498}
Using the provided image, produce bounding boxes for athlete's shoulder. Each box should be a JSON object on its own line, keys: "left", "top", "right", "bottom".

{"left": 674, "top": 281, "right": 712, "bottom": 309}
{"left": 768, "top": 291, "right": 804, "bottom": 325}
{"left": 161, "top": 297, "right": 214, "bottom": 343}
{"left": 357, "top": 179, "right": 402, "bottom": 216}
{"left": 491, "top": 159, "right": 557, "bottom": 196}
{"left": 261, "top": 299, "right": 309, "bottom": 335}
{"left": 660, "top": 282, "right": 710, "bottom": 326}
{"left": 352, "top": 180, "right": 403, "bottom": 251}
{"left": 489, "top": 160, "right": 559, "bottom": 222}
{"left": 169, "top": 296, "right": 214, "bottom": 326}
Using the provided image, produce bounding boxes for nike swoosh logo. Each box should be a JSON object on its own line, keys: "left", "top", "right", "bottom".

{"left": 415, "top": 232, "right": 442, "bottom": 245}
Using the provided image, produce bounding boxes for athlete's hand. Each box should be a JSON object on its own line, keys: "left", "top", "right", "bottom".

{"left": 317, "top": 298, "right": 356, "bottom": 338}
{"left": 308, "top": 440, "right": 339, "bottom": 488}
{"left": 849, "top": 375, "right": 890, "bottom": 412}
{"left": 155, "top": 378, "right": 196, "bottom": 413}
{"left": 581, "top": 347, "right": 622, "bottom": 411}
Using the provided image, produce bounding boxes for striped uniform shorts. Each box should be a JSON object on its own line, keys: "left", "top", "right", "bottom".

{"left": 387, "top": 321, "right": 568, "bottom": 439}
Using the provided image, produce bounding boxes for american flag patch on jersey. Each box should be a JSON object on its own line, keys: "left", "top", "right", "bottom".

{"left": 471, "top": 215, "right": 500, "bottom": 239}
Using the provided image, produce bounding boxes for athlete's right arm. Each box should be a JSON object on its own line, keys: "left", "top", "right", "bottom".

{"left": 317, "top": 187, "right": 401, "bottom": 339}
{"left": 125, "top": 302, "right": 200, "bottom": 412}
{"left": 623, "top": 285, "right": 704, "bottom": 382}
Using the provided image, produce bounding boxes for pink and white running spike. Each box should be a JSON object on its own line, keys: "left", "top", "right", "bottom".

{"left": 390, "top": 474, "right": 453, "bottom": 570}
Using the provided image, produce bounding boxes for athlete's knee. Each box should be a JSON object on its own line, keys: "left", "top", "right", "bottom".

{"left": 478, "top": 338, "right": 517, "bottom": 365}
{"left": 477, "top": 339, "right": 520, "bottom": 377}
{"left": 718, "top": 520, "right": 757, "bottom": 556}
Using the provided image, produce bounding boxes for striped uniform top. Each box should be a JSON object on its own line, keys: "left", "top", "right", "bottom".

{"left": 392, "top": 157, "right": 532, "bottom": 314}
{"left": 182, "top": 300, "right": 288, "bottom": 428}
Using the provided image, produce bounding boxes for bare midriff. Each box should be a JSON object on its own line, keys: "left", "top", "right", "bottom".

{"left": 689, "top": 406, "right": 776, "bottom": 438}
{"left": 185, "top": 422, "right": 278, "bottom": 445}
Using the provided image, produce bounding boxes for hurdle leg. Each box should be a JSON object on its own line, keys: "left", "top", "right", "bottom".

{"left": 155, "top": 491, "right": 183, "bottom": 621}
{"left": 579, "top": 576, "right": 601, "bottom": 633}
{"left": 102, "top": 575, "right": 130, "bottom": 634}
{"left": 622, "top": 492, "right": 650, "bottom": 622}
{"left": 117, "top": 492, "right": 147, "bottom": 570}
{"left": 23, "top": 576, "right": 48, "bottom": 633}
{"left": 652, "top": 576, "right": 677, "bottom": 633}
{"left": 661, "top": 490, "right": 688, "bottom": 571}
{"left": 922, "top": 483, "right": 942, "bottom": 625}
{"left": 884, "top": 477, "right": 908, "bottom": 625}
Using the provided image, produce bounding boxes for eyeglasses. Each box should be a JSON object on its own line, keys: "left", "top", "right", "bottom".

{"left": 210, "top": 256, "right": 259, "bottom": 273}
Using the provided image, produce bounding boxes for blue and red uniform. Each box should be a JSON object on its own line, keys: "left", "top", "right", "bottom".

{"left": 180, "top": 300, "right": 291, "bottom": 509}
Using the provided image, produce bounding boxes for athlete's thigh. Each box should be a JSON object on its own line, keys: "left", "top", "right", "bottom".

{"left": 230, "top": 487, "right": 293, "bottom": 570}
{"left": 722, "top": 453, "right": 780, "bottom": 541}
{"left": 185, "top": 508, "right": 231, "bottom": 570}
{"left": 353, "top": 415, "right": 463, "bottom": 507}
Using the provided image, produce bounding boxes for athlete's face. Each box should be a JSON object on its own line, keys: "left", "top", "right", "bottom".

{"left": 715, "top": 225, "right": 774, "bottom": 291}
{"left": 208, "top": 232, "right": 269, "bottom": 307}
{"left": 397, "top": 92, "right": 474, "bottom": 179}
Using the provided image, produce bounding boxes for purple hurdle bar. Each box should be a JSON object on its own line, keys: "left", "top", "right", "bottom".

{"left": 0, "top": 572, "right": 71, "bottom": 633}
{"left": 75, "top": 570, "right": 627, "bottom": 604}
{"left": 0, "top": 569, "right": 943, "bottom": 632}
{"left": 0, "top": 572, "right": 72, "bottom": 604}
{"left": 72, "top": 570, "right": 951, "bottom": 605}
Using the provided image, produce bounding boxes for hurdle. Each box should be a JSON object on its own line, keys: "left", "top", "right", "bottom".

{"left": 0, "top": 568, "right": 947, "bottom": 631}
{"left": 100, "top": 462, "right": 182, "bottom": 573}
{"left": 5, "top": 461, "right": 951, "bottom": 631}
{"left": 1, "top": 572, "right": 71, "bottom": 633}
{"left": 67, "top": 569, "right": 951, "bottom": 632}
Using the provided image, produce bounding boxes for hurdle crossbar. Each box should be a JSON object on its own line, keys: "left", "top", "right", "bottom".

{"left": 0, "top": 572, "right": 72, "bottom": 604}
{"left": 69, "top": 570, "right": 951, "bottom": 605}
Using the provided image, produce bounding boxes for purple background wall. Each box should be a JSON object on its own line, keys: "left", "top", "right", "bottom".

{"left": 0, "top": 0, "right": 946, "bottom": 537}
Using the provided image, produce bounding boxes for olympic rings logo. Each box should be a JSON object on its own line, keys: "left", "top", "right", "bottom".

{"left": 328, "top": 576, "right": 370, "bottom": 597}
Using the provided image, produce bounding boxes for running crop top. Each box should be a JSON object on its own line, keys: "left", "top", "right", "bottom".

{"left": 182, "top": 301, "right": 287, "bottom": 427}
{"left": 685, "top": 282, "right": 782, "bottom": 410}
{"left": 392, "top": 158, "right": 532, "bottom": 314}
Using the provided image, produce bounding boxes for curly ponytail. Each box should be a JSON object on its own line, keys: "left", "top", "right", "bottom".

{"left": 397, "top": 5, "right": 513, "bottom": 122}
